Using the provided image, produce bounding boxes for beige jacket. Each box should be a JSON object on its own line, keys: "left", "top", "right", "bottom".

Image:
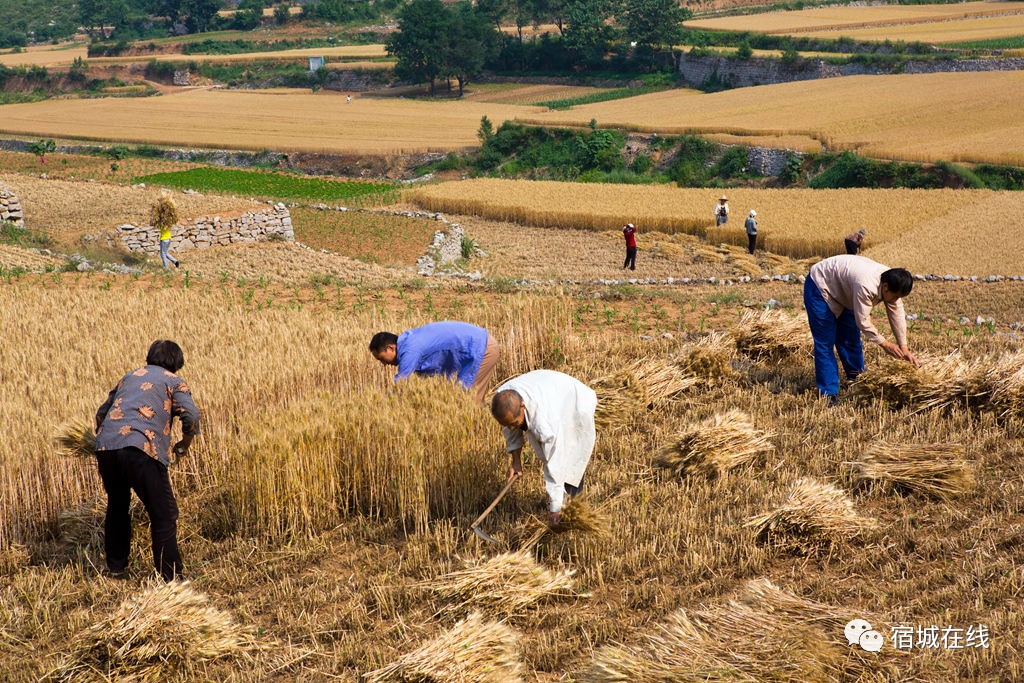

{"left": 809, "top": 255, "right": 908, "bottom": 347}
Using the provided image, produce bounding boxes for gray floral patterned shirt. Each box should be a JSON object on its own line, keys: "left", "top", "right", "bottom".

{"left": 95, "top": 365, "right": 201, "bottom": 466}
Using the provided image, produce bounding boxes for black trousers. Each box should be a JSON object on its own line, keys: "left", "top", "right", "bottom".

{"left": 844, "top": 238, "right": 860, "bottom": 255}
{"left": 623, "top": 246, "right": 637, "bottom": 270}
{"left": 747, "top": 234, "right": 757, "bottom": 254}
{"left": 96, "top": 446, "right": 182, "bottom": 581}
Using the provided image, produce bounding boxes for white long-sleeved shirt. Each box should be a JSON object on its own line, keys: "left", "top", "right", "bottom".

{"left": 809, "top": 254, "right": 908, "bottom": 347}
{"left": 497, "top": 370, "right": 597, "bottom": 513}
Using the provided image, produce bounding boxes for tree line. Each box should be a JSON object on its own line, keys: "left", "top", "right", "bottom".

{"left": 387, "top": 0, "right": 691, "bottom": 93}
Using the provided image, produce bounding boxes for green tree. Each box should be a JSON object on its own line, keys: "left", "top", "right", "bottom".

{"left": 274, "top": 3, "right": 291, "bottom": 24}
{"left": 620, "top": 0, "right": 689, "bottom": 52}
{"left": 387, "top": 0, "right": 450, "bottom": 94}
{"left": 444, "top": 2, "right": 500, "bottom": 95}
{"left": 563, "top": 0, "right": 617, "bottom": 65}
{"left": 79, "top": 0, "right": 133, "bottom": 39}
{"left": 181, "top": 0, "right": 223, "bottom": 33}
{"left": 736, "top": 40, "right": 753, "bottom": 59}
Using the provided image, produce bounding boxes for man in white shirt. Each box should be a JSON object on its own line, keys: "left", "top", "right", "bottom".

{"left": 491, "top": 370, "right": 598, "bottom": 526}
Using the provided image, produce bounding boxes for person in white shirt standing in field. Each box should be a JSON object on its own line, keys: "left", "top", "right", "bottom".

{"left": 805, "top": 255, "right": 919, "bottom": 405}
{"left": 714, "top": 195, "right": 729, "bottom": 226}
{"left": 490, "top": 370, "right": 597, "bottom": 526}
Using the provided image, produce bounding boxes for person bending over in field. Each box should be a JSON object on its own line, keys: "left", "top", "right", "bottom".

{"left": 622, "top": 223, "right": 637, "bottom": 270}
{"left": 844, "top": 229, "right": 867, "bottom": 255}
{"left": 94, "top": 340, "right": 201, "bottom": 581}
{"left": 369, "top": 321, "right": 500, "bottom": 403}
{"left": 804, "top": 255, "right": 919, "bottom": 405}
{"left": 491, "top": 370, "right": 597, "bottom": 527}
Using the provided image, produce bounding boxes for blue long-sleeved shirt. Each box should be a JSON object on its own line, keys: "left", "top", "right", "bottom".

{"left": 395, "top": 321, "right": 489, "bottom": 388}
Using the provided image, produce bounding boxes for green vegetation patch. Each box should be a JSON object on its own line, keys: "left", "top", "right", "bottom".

{"left": 947, "top": 36, "right": 1024, "bottom": 50}
{"left": 537, "top": 85, "right": 665, "bottom": 110}
{"left": 133, "top": 168, "right": 397, "bottom": 203}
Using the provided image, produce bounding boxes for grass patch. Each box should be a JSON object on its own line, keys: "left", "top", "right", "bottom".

{"left": 0, "top": 221, "right": 52, "bottom": 249}
{"left": 290, "top": 207, "right": 435, "bottom": 266}
{"left": 0, "top": 90, "right": 49, "bottom": 105}
{"left": 133, "top": 168, "right": 398, "bottom": 204}
{"left": 538, "top": 85, "right": 665, "bottom": 110}
{"left": 947, "top": 36, "right": 1024, "bottom": 50}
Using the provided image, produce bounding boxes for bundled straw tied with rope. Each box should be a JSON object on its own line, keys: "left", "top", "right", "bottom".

{"left": 673, "top": 332, "right": 738, "bottom": 383}
{"left": 851, "top": 442, "right": 975, "bottom": 500}
{"left": 581, "top": 578, "right": 882, "bottom": 683}
{"left": 52, "top": 580, "right": 258, "bottom": 683}
{"left": 732, "top": 309, "right": 809, "bottom": 362}
{"left": 592, "top": 358, "right": 697, "bottom": 432}
{"left": 54, "top": 419, "right": 96, "bottom": 459}
{"left": 363, "top": 612, "right": 524, "bottom": 683}
{"left": 745, "top": 478, "right": 877, "bottom": 547}
{"left": 430, "top": 551, "right": 580, "bottom": 616}
{"left": 655, "top": 410, "right": 775, "bottom": 479}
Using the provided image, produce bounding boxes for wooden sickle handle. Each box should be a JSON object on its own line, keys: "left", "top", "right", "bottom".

{"left": 471, "top": 476, "right": 517, "bottom": 528}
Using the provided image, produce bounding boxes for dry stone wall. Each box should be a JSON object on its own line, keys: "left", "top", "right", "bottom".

{"left": 112, "top": 204, "right": 292, "bottom": 254}
{"left": 0, "top": 187, "right": 24, "bottom": 228}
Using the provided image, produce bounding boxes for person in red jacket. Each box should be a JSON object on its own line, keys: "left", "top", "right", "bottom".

{"left": 622, "top": 223, "right": 637, "bottom": 270}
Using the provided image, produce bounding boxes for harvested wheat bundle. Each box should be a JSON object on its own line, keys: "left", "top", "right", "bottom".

{"left": 150, "top": 192, "right": 179, "bottom": 230}
{"left": 0, "top": 543, "right": 30, "bottom": 575}
{"left": 54, "top": 419, "right": 96, "bottom": 458}
{"left": 851, "top": 442, "right": 974, "bottom": 500}
{"left": 850, "top": 358, "right": 932, "bottom": 407}
{"left": 913, "top": 354, "right": 992, "bottom": 412}
{"left": 990, "top": 354, "right": 1024, "bottom": 419}
{"left": 655, "top": 410, "right": 774, "bottom": 479}
{"left": 674, "top": 333, "right": 738, "bottom": 383}
{"left": 558, "top": 498, "right": 610, "bottom": 536}
{"left": 364, "top": 612, "right": 523, "bottom": 683}
{"left": 430, "top": 551, "right": 578, "bottom": 616}
{"left": 52, "top": 580, "right": 255, "bottom": 683}
{"left": 593, "top": 358, "right": 697, "bottom": 431}
{"left": 736, "top": 578, "right": 852, "bottom": 631}
{"left": 731, "top": 309, "right": 808, "bottom": 362}
{"left": 744, "top": 478, "right": 877, "bottom": 547}
{"left": 58, "top": 499, "right": 106, "bottom": 547}
{"left": 582, "top": 599, "right": 856, "bottom": 682}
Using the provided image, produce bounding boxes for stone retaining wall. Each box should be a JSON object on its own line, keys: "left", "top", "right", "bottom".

{"left": 0, "top": 186, "right": 24, "bottom": 228}
{"left": 101, "top": 204, "right": 293, "bottom": 254}
{"left": 678, "top": 53, "right": 1024, "bottom": 89}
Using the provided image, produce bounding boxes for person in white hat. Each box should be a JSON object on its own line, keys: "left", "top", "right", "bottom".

{"left": 714, "top": 196, "right": 729, "bottom": 226}
{"left": 745, "top": 210, "right": 758, "bottom": 254}
{"left": 622, "top": 223, "right": 637, "bottom": 270}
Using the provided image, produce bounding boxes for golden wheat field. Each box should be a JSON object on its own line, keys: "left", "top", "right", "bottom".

{"left": 797, "top": 14, "right": 1024, "bottom": 44}
{"left": 683, "top": 1, "right": 1024, "bottom": 35}
{"left": 0, "top": 43, "right": 88, "bottom": 67}
{"left": 2, "top": 271, "right": 1024, "bottom": 681}
{"left": 411, "top": 179, "right": 1024, "bottom": 269}
{"left": 0, "top": 89, "right": 538, "bottom": 154}
{"left": 1, "top": 173, "right": 259, "bottom": 242}
{"left": 528, "top": 71, "right": 1024, "bottom": 166}
{"left": 89, "top": 43, "right": 390, "bottom": 66}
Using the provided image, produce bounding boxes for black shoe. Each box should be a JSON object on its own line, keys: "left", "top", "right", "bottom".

{"left": 826, "top": 395, "right": 840, "bottom": 408}
{"left": 174, "top": 260, "right": 180, "bottom": 268}
{"left": 103, "top": 568, "right": 128, "bottom": 580}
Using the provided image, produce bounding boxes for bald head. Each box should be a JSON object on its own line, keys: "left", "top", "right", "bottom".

{"left": 491, "top": 390, "right": 524, "bottom": 427}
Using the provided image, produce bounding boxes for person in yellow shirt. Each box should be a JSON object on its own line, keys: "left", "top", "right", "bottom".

{"left": 159, "top": 223, "right": 180, "bottom": 269}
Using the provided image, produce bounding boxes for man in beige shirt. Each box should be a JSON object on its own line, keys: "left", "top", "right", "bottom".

{"left": 804, "top": 255, "right": 919, "bottom": 402}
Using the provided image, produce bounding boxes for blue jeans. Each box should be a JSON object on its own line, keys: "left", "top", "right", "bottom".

{"left": 804, "top": 277, "right": 864, "bottom": 397}
{"left": 159, "top": 239, "right": 178, "bottom": 269}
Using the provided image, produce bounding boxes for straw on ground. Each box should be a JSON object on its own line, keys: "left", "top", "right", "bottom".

{"left": 745, "top": 478, "right": 878, "bottom": 548}
{"left": 655, "top": 410, "right": 775, "bottom": 479}
{"left": 363, "top": 612, "right": 523, "bottom": 683}
{"left": 851, "top": 442, "right": 975, "bottom": 500}
{"left": 430, "top": 551, "right": 579, "bottom": 616}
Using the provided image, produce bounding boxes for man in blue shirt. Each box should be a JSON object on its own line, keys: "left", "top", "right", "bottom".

{"left": 369, "top": 321, "right": 500, "bottom": 402}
